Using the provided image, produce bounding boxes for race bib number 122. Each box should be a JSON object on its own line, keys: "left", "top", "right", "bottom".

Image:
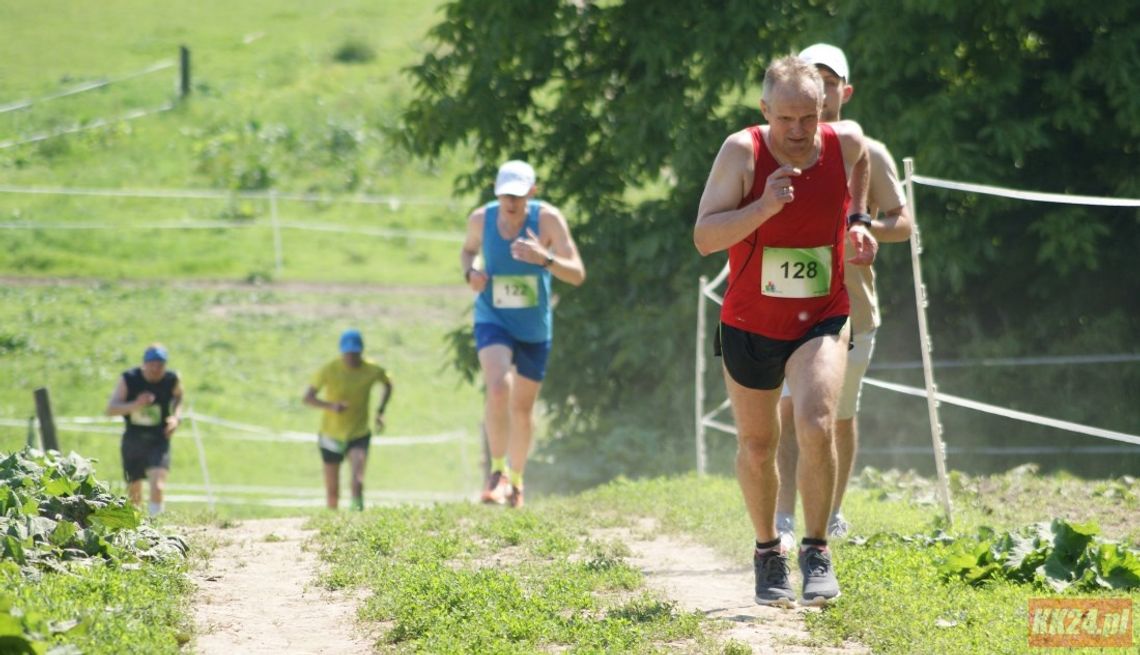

{"left": 492, "top": 275, "right": 539, "bottom": 308}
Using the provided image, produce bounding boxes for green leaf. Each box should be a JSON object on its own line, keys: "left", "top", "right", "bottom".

{"left": 48, "top": 521, "right": 76, "bottom": 548}
{"left": 41, "top": 476, "right": 75, "bottom": 498}
{"left": 89, "top": 505, "right": 141, "bottom": 531}
{"left": 2, "top": 536, "right": 25, "bottom": 566}
{"left": 1096, "top": 543, "right": 1140, "bottom": 590}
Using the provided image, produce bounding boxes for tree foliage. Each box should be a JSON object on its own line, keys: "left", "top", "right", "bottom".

{"left": 401, "top": 0, "right": 1140, "bottom": 488}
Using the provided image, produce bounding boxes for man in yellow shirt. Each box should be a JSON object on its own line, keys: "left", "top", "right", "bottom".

{"left": 303, "top": 329, "right": 393, "bottom": 510}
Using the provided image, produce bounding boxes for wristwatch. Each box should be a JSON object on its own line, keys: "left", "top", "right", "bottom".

{"left": 542, "top": 254, "right": 554, "bottom": 268}
{"left": 847, "top": 212, "right": 873, "bottom": 229}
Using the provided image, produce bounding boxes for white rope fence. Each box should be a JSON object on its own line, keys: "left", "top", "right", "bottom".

{"left": 861, "top": 378, "right": 1140, "bottom": 447}
{"left": 3, "top": 411, "right": 475, "bottom": 508}
{"left": 0, "top": 412, "right": 469, "bottom": 447}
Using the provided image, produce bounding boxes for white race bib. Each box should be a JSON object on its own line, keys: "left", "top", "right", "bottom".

{"left": 761, "top": 246, "right": 832, "bottom": 298}
{"left": 492, "top": 275, "right": 539, "bottom": 308}
{"left": 318, "top": 435, "right": 347, "bottom": 454}
{"left": 130, "top": 405, "right": 162, "bottom": 427}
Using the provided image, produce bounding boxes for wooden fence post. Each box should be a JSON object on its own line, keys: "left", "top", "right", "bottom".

{"left": 33, "top": 387, "right": 60, "bottom": 451}
{"left": 179, "top": 45, "right": 191, "bottom": 98}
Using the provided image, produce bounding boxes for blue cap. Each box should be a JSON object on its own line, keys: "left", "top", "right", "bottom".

{"left": 143, "top": 346, "right": 168, "bottom": 363}
{"left": 339, "top": 329, "right": 364, "bottom": 354}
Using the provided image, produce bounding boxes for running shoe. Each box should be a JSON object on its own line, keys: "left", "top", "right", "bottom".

{"left": 776, "top": 513, "right": 796, "bottom": 552}
{"left": 480, "top": 471, "right": 510, "bottom": 505}
{"left": 828, "top": 513, "right": 849, "bottom": 538}
{"left": 753, "top": 548, "right": 795, "bottom": 608}
{"left": 798, "top": 546, "right": 841, "bottom": 606}
{"left": 507, "top": 484, "right": 524, "bottom": 508}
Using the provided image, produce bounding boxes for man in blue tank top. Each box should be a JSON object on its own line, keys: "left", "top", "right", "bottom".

{"left": 460, "top": 160, "right": 586, "bottom": 508}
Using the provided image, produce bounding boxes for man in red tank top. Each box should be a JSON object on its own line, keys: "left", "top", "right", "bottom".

{"left": 694, "top": 55, "right": 878, "bottom": 607}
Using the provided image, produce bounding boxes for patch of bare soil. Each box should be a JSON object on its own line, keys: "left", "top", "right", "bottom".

{"left": 593, "top": 520, "right": 869, "bottom": 655}
{"left": 189, "top": 517, "right": 374, "bottom": 655}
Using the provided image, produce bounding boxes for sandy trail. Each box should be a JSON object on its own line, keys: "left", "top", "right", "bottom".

{"left": 189, "top": 516, "right": 868, "bottom": 654}
{"left": 595, "top": 521, "right": 870, "bottom": 654}
{"left": 190, "top": 517, "right": 372, "bottom": 655}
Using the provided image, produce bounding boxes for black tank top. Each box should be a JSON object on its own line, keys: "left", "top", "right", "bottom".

{"left": 121, "top": 367, "right": 179, "bottom": 438}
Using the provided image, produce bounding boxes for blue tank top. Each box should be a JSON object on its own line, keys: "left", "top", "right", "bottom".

{"left": 473, "top": 201, "right": 553, "bottom": 343}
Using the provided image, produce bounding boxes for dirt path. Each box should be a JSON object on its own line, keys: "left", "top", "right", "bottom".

{"left": 189, "top": 517, "right": 372, "bottom": 655}
{"left": 594, "top": 521, "right": 870, "bottom": 655}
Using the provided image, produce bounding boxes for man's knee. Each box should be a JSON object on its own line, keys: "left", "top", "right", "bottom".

{"left": 737, "top": 434, "right": 778, "bottom": 467}
{"left": 485, "top": 375, "right": 511, "bottom": 402}
{"left": 795, "top": 411, "right": 835, "bottom": 448}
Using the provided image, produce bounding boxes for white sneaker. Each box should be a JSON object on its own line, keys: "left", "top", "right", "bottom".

{"left": 776, "top": 513, "right": 796, "bottom": 551}
{"left": 827, "top": 512, "right": 849, "bottom": 538}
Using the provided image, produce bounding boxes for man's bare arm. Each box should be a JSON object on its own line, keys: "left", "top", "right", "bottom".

{"left": 694, "top": 131, "right": 793, "bottom": 255}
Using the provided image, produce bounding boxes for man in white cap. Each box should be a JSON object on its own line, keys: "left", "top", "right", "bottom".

{"left": 460, "top": 160, "right": 586, "bottom": 508}
{"left": 774, "top": 43, "right": 913, "bottom": 548}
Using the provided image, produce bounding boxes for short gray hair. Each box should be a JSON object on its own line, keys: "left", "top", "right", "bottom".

{"left": 761, "top": 55, "right": 824, "bottom": 107}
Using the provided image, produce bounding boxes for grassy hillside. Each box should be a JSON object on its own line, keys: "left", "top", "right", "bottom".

{"left": 0, "top": 0, "right": 477, "bottom": 283}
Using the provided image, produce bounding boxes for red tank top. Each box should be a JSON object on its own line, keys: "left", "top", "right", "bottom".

{"left": 720, "top": 123, "right": 850, "bottom": 340}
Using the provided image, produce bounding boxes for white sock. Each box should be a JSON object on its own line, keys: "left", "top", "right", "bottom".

{"left": 148, "top": 502, "right": 163, "bottom": 517}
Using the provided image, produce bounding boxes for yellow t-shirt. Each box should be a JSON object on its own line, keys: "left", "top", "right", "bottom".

{"left": 310, "top": 358, "right": 391, "bottom": 442}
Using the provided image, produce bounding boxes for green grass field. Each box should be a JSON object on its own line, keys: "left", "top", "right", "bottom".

{"left": 0, "top": 283, "right": 484, "bottom": 507}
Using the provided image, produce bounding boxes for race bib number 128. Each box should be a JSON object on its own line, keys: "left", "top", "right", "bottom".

{"left": 761, "top": 246, "right": 832, "bottom": 298}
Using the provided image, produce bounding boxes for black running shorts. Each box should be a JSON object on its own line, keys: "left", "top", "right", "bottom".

{"left": 318, "top": 433, "right": 371, "bottom": 465}
{"left": 121, "top": 432, "right": 171, "bottom": 483}
{"left": 717, "top": 316, "right": 849, "bottom": 390}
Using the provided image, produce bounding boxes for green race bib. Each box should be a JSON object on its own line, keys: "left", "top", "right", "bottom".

{"left": 492, "top": 275, "right": 539, "bottom": 308}
{"left": 761, "top": 246, "right": 832, "bottom": 298}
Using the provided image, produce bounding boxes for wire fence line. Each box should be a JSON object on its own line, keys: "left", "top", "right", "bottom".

{"left": 0, "top": 412, "right": 471, "bottom": 447}
{"left": 0, "top": 218, "right": 466, "bottom": 243}
{"left": 0, "top": 183, "right": 461, "bottom": 208}
{"left": 0, "top": 102, "right": 176, "bottom": 150}
{"left": 0, "top": 60, "right": 175, "bottom": 114}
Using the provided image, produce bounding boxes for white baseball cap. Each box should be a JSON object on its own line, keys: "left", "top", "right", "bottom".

{"left": 494, "top": 160, "right": 536, "bottom": 197}
{"left": 799, "top": 43, "right": 850, "bottom": 81}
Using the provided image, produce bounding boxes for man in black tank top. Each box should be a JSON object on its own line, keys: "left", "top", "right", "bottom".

{"left": 104, "top": 344, "right": 184, "bottom": 517}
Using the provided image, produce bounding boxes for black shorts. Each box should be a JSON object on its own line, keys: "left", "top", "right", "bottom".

{"left": 121, "top": 432, "right": 171, "bottom": 483}
{"left": 717, "top": 316, "right": 848, "bottom": 390}
{"left": 318, "top": 433, "right": 371, "bottom": 464}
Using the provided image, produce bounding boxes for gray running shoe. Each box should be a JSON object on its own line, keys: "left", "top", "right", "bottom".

{"left": 754, "top": 549, "right": 795, "bottom": 608}
{"left": 798, "top": 547, "right": 841, "bottom": 605}
{"left": 776, "top": 514, "right": 796, "bottom": 551}
{"left": 828, "top": 513, "right": 850, "bottom": 538}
